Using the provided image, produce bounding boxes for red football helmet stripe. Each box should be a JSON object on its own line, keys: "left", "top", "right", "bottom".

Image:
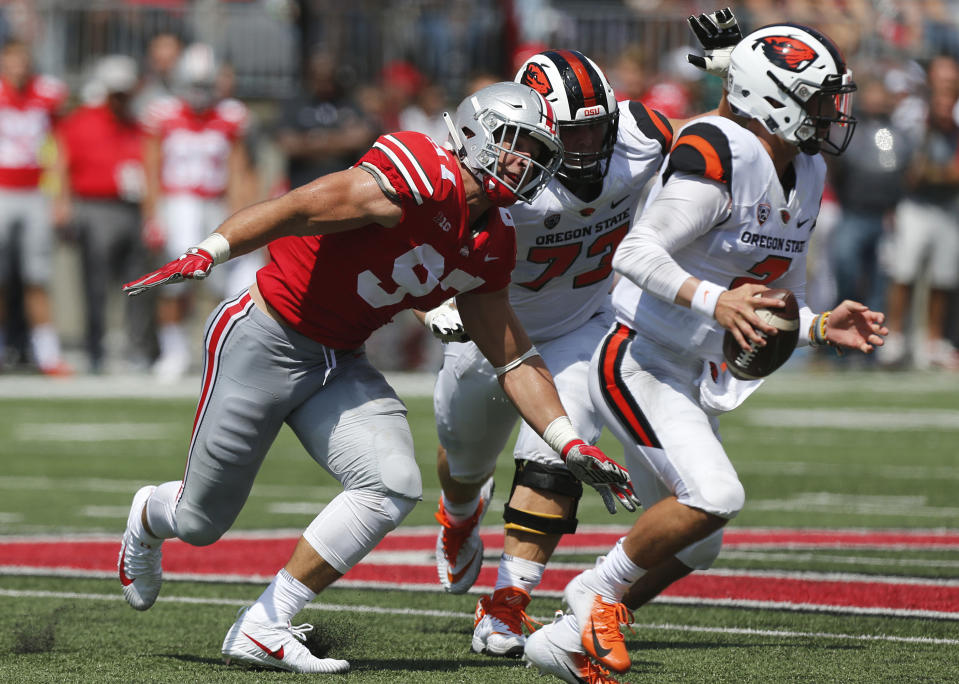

{"left": 556, "top": 49, "right": 599, "bottom": 108}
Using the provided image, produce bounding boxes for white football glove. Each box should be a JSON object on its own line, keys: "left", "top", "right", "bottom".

{"left": 687, "top": 7, "right": 742, "bottom": 79}
{"left": 423, "top": 299, "right": 470, "bottom": 343}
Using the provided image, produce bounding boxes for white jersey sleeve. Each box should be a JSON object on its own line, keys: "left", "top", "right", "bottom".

{"left": 507, "top": 100, "right": 673, "bottom": 342}
{"left": 612, "top": 115, "right": 825, "bottom": 361}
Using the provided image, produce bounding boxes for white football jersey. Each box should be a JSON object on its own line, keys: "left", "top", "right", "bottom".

{"left": 613, "top": 115, "right": 825, "bottom": 360}
{"left": 507, "top": 101, "right": 672, "bottom": 342}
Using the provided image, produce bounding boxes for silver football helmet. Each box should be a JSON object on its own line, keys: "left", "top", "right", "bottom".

{"left": 445, "top": 81, "right": 563, "bottom": 206}
{"left": 726, "top": 23, "right": 857, "bottom": 155}
{"left": 174, "top": 43, "right": 218, "bottom": 112}
{"left": 515, "top": 49, "right": 619, "bottom": 182}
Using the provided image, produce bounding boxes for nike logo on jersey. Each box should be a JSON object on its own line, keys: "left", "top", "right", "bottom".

{"left": 589, "top": 617, "right": 612, "bottom": 658}
{"left": 484, "top": 254, "right": 498, "bottom": 262}
{"left": 244, "top": 633, "right": 284, "bottom": 660}
{"left": 796, "top": 218, "right": 810, "bottom": 229}
{"left": 610, "top": 195, "right": 630, "bottom": 209}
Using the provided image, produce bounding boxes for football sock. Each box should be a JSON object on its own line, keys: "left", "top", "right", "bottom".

{"left": 494, "top": 553, "right": 544, "bottom": 594}
{"left": 143, "top": 480, "right": 181, "bottom": 540}
{"left": 441, "top": 492, "right": 483, "bottom": 524}
{"left": 246, "top": 569, "right": 316, "bottom": 626}
{"left": 592, "top": 538, "right": 646, "bottom": 601}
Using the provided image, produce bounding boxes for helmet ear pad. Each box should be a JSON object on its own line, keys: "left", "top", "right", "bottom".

{"left": 514, "top": 50, "right": 619, "bottom": 182}
{"left": 726, "top": 23, "right": 857, "bottom": 155}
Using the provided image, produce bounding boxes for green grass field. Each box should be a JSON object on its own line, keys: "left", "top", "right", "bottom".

{"left": 0, "top": 367, "right": 957, "bottom": 682}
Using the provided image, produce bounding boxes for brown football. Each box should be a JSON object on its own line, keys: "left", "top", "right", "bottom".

{"left": 722, "top": 288, "right": 800, "bottom": 380}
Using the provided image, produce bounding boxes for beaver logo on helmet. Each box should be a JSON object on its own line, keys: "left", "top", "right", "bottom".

{"left": 756, "top": 35, "right": 818, "bottom": 72}
{"left": 521, "top": 63, "right": 553, "bottom": 97}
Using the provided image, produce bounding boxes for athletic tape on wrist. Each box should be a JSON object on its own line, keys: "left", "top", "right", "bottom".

{"left": 195, "top": 233, "right": 231, "bottom": 265}
{"left": 690, "top": 280, "right": 726, "bottom": 319}
{"left": 494, "top": 345, "right": 540, "bottom": 377}
{"left": 541, "top": 416, "right": 580, "bottom": 457}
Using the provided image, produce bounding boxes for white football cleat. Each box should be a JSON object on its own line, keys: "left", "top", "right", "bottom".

{"left": 435, "top": 477, "right": 493, "bottom": 593}
{"left": 563, "top": 570, "right": 632, "bottom": 674}
{"left": 118, "top": 485, "right": 163, "bottom": 611}
{"left": 525, "top": 614, "right": 621, "bottom": 683}
{"left": 471, "top": 586, "right": 536, "bottom": 658}
{"left": 222, "top": 607, "right": 350, "bottom": 674}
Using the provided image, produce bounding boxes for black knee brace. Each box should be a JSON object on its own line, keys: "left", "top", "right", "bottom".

{"left": 503, "top": 459, "right": 583, "bottom": 536}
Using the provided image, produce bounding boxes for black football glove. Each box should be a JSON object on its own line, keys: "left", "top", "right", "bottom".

{"left": 687, "top": 7, "right": 742, "bottom": 78}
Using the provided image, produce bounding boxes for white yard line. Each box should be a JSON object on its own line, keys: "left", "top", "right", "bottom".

{"left": 1, "top": 588, "right": 957, "bottom": 642}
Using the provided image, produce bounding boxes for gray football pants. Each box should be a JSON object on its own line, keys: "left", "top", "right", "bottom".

{"left": 175, "top": 290, "right": 422, "bottom": 546}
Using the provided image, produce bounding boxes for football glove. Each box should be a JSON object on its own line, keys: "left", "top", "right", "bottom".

{"left": 424, "top": 298, "right": 470, "bottom": 343}
{"left": 562, "top": 440, "right": 640, "bottom": 514}
{"left": 687, "top": 7, "right": 742, "bottom": 79}
{"left": 123, "top": 247, "right": 215, "bottom": 296}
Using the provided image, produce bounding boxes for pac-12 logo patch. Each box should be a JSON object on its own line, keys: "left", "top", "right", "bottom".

{"left": 757, "top": 203, "right": 771, "bottom": 225}
{"left": 544, "top": 214, "right": 561, "bottom": 229}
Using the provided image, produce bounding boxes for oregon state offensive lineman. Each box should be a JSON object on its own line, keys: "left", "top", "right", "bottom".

{"left": 115, "top": 81, "right": 638, "bottom": 674}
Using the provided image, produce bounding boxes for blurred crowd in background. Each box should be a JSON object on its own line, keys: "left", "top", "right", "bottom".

{"left": 2, "top": 0, "right": 959, "bottom": 379}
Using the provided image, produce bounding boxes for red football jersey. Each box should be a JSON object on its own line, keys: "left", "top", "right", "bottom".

{"left": 142, "top": 96, "right": 248, "bottom": 198}
{"left": 257, "top": 131, "right": 516, "bottom": 349}
{"left": 0, "top": 75, "right": 67, "bottom": 188}
{"left": 59, "top": 104, "right": 144, "bottom": 200}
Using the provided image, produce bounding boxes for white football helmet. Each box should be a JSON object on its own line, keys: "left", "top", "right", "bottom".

{"left": 174, "top": 43, "right": 218, "bottom": 112}
{"left": 445, "top": 81, "right": 563, "bottom": 207}
{"left": 515, "top": 49, "right": 619, "bottom": 182}
{"left": 726, "top": 23, "right": 857, "bottom": 155}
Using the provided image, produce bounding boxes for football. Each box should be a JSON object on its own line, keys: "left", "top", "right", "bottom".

{"left": 722, "top": 288, "right": 800, "bottom": 380}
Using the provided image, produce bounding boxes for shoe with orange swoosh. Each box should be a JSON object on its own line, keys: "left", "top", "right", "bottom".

{"left": 222, "top": 607, "right": 350, "bottom": 673}
{"left": 472, "top": 586, "right": 540, "bottom": 657}
{"left": 118, "top": 485, "right": 163, "bottom": 610}
{"left": 563, "top": 571, "right": 633, "bottom": 673}
{"left": 435, "top": 477, "right": 493, "bottom": 593}
{"left": 525, "top": 613, "right": 624, "bottom": 683}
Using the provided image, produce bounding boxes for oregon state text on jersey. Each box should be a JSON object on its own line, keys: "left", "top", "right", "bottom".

{"left": 144, "top": 96, "right": 248, "bottom": 198}
{"left": 508, "top": 100, "right": 672, "bottom": 342}
{"left": 612, "top": 115, "right": 824, "bottom": 359}
{"left": 257, "top": 132, "right": 516, "bottom": 349}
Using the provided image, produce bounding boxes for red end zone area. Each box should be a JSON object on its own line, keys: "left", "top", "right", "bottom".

{"left": 3, "top": 527, "right": 959, "bottom": 619}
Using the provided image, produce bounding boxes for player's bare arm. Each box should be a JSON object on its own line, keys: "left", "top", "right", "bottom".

{"left": 123, "top": 166, "right": 402, "bottom": 296}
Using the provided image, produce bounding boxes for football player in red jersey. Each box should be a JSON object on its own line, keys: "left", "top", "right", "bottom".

{"left": 525, "top": 22, "right": 887, "bottom": 682}
{"left": 116, "top": 81, "right": 638, "bottom": 674}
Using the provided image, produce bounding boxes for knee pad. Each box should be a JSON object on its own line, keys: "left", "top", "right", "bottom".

{"left": 503, "top": 460, "right": 583, "bottom": 536}
{"left": 680, "top": 470, "right": 745, "bottom": 520}
{"left": 675, "top": 527, "right": 724, "bottom": 570}
{"left": 302, "top": 489, "right": 417, "bottom": 573}
{"left": 174, "top": 505, "right": 224, "bottom": 547}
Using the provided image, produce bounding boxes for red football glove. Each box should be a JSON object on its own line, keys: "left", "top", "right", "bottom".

{"left": 123, "top": 248, "right": 215, "bottom": 296}
{"left": 562, "top": 440, "right": 640, "bottom": 514}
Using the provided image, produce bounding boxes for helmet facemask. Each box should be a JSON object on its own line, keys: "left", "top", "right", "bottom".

{"left": 767, "top": 69, "right": 857, "bottom": 155}
{"left": 557, "top": 110, "right": 619, "bottom": 183}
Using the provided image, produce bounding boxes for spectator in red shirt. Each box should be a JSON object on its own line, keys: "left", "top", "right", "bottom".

{"left": 55, "top": 55, "right": 154, "bottom": 373}
{"left": 0, "top": 39, "right": 69, "bottom": 374}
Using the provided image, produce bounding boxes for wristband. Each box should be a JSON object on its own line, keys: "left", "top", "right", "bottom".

{"left": 809, "top": 310, "right": 831, "bottom": 346}
{"left": 195, "top": 232, "right": 231, "bottom": 265}
{"left": 494, "top": 345, "right": 540, "bottom": 376}
{"left": 542, "top": 416, "right": 580, "bottom": 456}
{"left": 690, "top": 280, "right": 727, "bottom": 319}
